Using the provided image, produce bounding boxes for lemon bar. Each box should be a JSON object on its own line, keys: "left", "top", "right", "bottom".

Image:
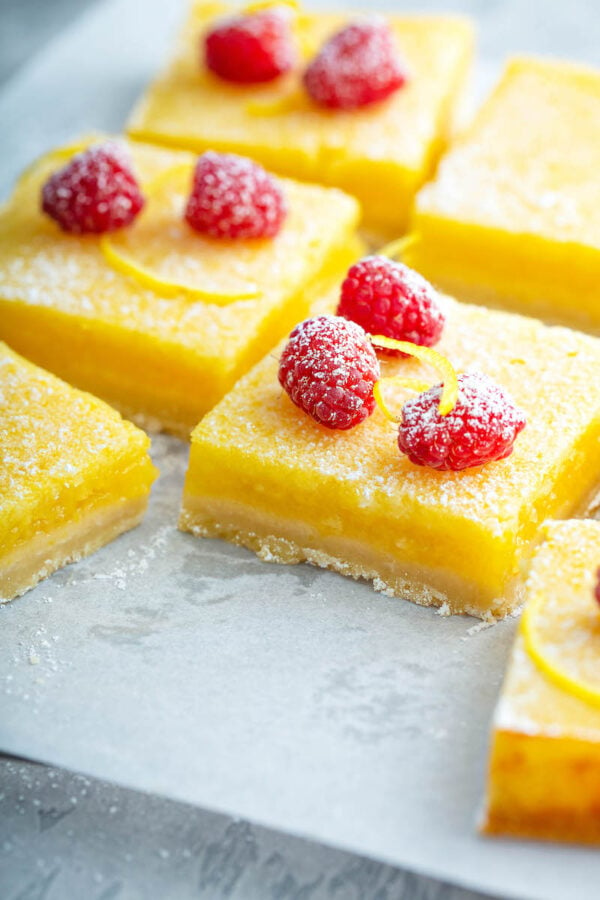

{"left": 128, "top": 2, "right": 474, "bottom": 238}
{"left": 0, "top": 138, "right": 361, "bottom": 437}
{"left": 180, "top": 295, "right": 600, "bottom": 618}
{"left": 0, "top": 343, "right": 157, "bottom": 603}
{"left": 483, "top": 520, "right": 600, "bottom": 844}
{"left": 412, "top": 57, "right": 600, "bottom": 333}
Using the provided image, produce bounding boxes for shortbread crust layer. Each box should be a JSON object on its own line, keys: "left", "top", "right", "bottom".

{"left": 180, "top": 497, "right": 522, "bottom": 618}
{"left": 180, "top": 462, "right": 600, "bottom": 620}
{"left": 1, "top": 495, "right": 148, "bottom": 603}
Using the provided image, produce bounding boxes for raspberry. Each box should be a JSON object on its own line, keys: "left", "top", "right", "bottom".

{"left": 185, "top": 151, "right": 287, "bottom": 239}
{"left": 303, "top": 19, "right": 408, "bottom": 110}
{"left": 205, "top": 9, "right": 295, "bottom": 83}
{"left": 337, "top": 256, "right": 445, "bottom": 354}
{"left": 278, "top": 315, "right": 380, "bottom": 430}
{"left": 41, "top": 142, "right": 144, "bottom": 235}
{"left": 397, "top": 372, "right": 526, "bottom": 471}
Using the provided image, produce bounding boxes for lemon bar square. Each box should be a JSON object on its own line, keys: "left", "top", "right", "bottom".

{"left": 0, "top": 342, "right": 157, "bottom": 603}
{"left": 180, "top": 295, "right": 600, "bottom": 619}
{"left": 483, "top": 520, "right": 600, "bottom": 845}
{"left": 128, "top": 1, "right": 474, "bottom": 238}
{"left": 412, "top": 57, "right": 600, "bottom": 334}
{"left": 0, "top": 138, "right": 361, "bottom": 437}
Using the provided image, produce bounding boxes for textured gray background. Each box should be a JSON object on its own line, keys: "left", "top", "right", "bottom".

{"left": 1, "top": 1, "right": 599, "bottom": 899}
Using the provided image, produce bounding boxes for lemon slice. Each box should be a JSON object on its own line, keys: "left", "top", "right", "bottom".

{"left": 521, "top": 584, "right": 600, "bottom": 707}
{"left": 371, "top": 336, "right": 459, "bottom": 419}
{"left": 101, "top": 164, "right": 261, "bottom": 305}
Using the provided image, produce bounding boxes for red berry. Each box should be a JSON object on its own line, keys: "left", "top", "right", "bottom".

{"left": 205, "top": 9, "right": 295, "bottom": 83}
{"left": 41, "top": 142, "right": 144, "bottom": 235}
{"left": 337, "top": 256, "right": 445, "bottom": 355}
{"left": 278, "top": 315, "right": 380, "bottom": 430}
{"left": 594, "top": 567, "right": 600, "bottom": 607}
{"left": 185, "top": 151, "right": 287, "bottom": 239}
{"left": 397, "top": 372, "right": 526, "bottom": 471}
{"left": 303, "top": 19, "right": 408, "bottom": 110}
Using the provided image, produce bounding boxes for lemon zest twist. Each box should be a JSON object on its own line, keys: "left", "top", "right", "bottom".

{"left": 246, "top": 89, "right": 306, "bottom": 116}
{"left": 243, "top": 0, "right": 299, "bottom": 12}
{"left": 100, "top": 236, "right": 259, "bottom": 305}
{"left": 371, "top": 336, "right": 459, "bottom": 419}
{"left": 373, "top": 378, "right": 432, "bottom": 424}
{"left": 377, "top": 233, "right": 421, "bottom": 262}
{"left": 521, "top": 593, "right": 600, "bottom": 708}
{"left": 100, "top": 164, "right": 261, "bottom": 305}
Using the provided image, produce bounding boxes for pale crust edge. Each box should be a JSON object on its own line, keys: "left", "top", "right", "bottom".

{"left": 0, "top": 495, "right": 149, "bottom": 603}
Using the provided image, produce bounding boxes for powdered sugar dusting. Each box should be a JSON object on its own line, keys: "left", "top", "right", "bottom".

{"left": 303, "top": 18, "right": 408, "bottom": 110}
{"left": 417, "top": 59, "right": 600, "bottom": 247}
{"left": 0, "top": 344, "right": 150, "bottom": 547}
{"left": 185, "top": 151, "right": 287, "bottom": 238}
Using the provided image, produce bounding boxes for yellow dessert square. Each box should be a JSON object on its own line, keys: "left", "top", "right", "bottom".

{"left": 483, "top": 520, "right": 600, "bottom": 845}
{"left": 411, "top": 57, "right": 600, "bottom": 334}
{"left": 0, "top": 342, "right": 157, "bottom": 603}
{"left": 128, "top": 1, "right": 474, "bottom": 238}
{"left": 0, "top": 138, "right": 362, "bottom": 437}
{"left": 180, "top": 295, "right": 600, "bottom": 619}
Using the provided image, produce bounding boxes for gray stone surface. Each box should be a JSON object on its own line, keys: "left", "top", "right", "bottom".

{"left": 0, "top": 0, "right": 101, "bottom": 85}
{"left": 0, "top": 758, "right": 490, "bottom": 900}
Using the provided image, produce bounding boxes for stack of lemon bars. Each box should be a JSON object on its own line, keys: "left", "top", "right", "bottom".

{"left": 1, "top": 0, "right": 600, "bottom": 847}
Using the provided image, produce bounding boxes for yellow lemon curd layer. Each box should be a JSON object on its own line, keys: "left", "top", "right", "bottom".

{"left": 127, "top": 1, "right": 474, "bottom": 238}
{"left": 0, "top": 342, "right": 157, "bottom": 603}
{"left": 411, "top": 57, "right": 600, "bottom": 333}
{"left": 483, "top": 520, "right": 600, "bottom": 845}
{"left": 180, "top": 295, "right": 600, "bottom": 619}
{"left": 0, "top": 138, "right": 362, "bottom": 438}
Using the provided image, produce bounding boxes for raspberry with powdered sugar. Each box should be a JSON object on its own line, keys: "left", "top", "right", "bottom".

{"left": 397, "top": 372, "right": 526, "bottom": 471}
{"left": 338, "top": 256, "right": 445, "bottom": 353}
{"left": 303, "top": 19, "right": 408, "bottom": 110}
{"left": 185, "top": 151, "right": 287, "bottom": 239}
{"left": 204, "top": 8, "right": 295, "bottom": 84}
{"left": 278, "top": 316, "right": 380, "bottom": 430}
{"left": 41, "top": 142, "right": 145, "bottom": 235}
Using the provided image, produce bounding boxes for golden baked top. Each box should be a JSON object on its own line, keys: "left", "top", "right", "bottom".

{"left": 0, "top": 342, "right": 154, "bottom": 544}
{"left": 417, "top": 57, "right": 600, "bottom": 248}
